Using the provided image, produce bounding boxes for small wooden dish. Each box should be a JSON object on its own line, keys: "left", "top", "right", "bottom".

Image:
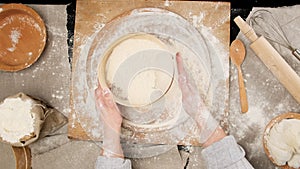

{"left": 0, "top": 3, "right": 46, "bottom": 72}
{"left": 263, "top": 112, "right": 300, "bottom": 169}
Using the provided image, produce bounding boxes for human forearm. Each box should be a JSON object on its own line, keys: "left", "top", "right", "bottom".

{"left": 191, "top": 107, "right": 219, "bottom": 144}
{"left": 202, "top": 126, "right": 226, "bottom": 148}
{"left": 192, "top": 111, "right": 226, "bottom": 147}
{"left": 96, "top": 126, "right": 131, "bottom": 169}
{"left": 95, "top": 85, "right": 124, "bottom": 159}
{"left": 102, "top": 124, "right": 124, "bottom": 158}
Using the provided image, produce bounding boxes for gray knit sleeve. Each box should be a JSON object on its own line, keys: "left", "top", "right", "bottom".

{"left": 95, "top": 156, "right": 131, "bottom": 169}
{"left": 201, "top": 135, "right": 254, "bottom": 169}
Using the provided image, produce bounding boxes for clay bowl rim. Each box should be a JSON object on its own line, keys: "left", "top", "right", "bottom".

{"left": 263, "top": 112, "right": 300, "bottom": 169}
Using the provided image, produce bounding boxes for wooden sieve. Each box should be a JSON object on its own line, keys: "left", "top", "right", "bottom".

{"left": 97, "top": 33, "right": 175, "bottom": 108}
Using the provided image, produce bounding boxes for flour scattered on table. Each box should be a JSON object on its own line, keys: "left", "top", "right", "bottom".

{"left": 189, "top": 12, "right": 205, "bottom": 28}
{"left": 93, "top": 23, "right": 105, "bottom": 31}
{"left": 164, "top": 0, "right": 171, "bottom": 7}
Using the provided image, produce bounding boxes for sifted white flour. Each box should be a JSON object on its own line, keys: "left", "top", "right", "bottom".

{"left": 0, "top": 98, "right": 34, "bottom": 143}
{"left": 105, "top": 34, "right": 168, "bottom": 85}
{"left": 105, "top": 34, "right": 174, "bottom": 107}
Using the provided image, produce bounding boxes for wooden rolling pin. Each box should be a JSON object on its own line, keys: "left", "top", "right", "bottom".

{"left": 234, "top": 16, "right": 300, "bottom": 104}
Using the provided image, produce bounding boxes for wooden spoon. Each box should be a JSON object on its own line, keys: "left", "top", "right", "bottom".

{"left": 230, "top": 39, "right": 248, "bottom": 113}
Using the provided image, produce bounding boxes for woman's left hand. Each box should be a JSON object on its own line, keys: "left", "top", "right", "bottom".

{"left": 95, "top": 83, "right": 122, "bottom": 131}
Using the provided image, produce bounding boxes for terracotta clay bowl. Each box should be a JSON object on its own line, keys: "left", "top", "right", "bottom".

{"left": 263, "top": 112, "right": 300, "bottom": 169}
{"left": 0, "top": 3, "right": 46, "bottom": 72}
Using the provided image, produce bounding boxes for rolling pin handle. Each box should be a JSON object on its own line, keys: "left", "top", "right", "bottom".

{"left": 234, "top": 16, "right": 258, "bottom": 42}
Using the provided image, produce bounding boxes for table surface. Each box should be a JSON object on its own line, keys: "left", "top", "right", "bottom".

{"left": 1, "top": 1, "right": 300, "bottom": 169}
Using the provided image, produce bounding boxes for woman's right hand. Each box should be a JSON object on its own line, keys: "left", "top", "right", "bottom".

{"left": 176, "top": 52, "right": 225, "bottom": 145}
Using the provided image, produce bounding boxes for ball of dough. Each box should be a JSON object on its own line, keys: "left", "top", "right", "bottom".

{"left": 281, "top": 119, "right": 300, "bottom": 153}
{"left": 288, "top": 153, "right": 300, "bottom": 168}
{"left": 266, "top": 118, "right": 300, "bottom": 167}
{"left": 267, "top": 121, "right": 293, "bottom": 152}
{"left": 266, "top": 138, "right": 293, "bottom": 165}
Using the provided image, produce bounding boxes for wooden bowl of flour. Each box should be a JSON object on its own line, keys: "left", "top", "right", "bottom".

{"left": 263, "top": 112, "right": 300, "bottom": 169}
{"left": 0, "top": 142, "right": 31, "bottom": 169}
